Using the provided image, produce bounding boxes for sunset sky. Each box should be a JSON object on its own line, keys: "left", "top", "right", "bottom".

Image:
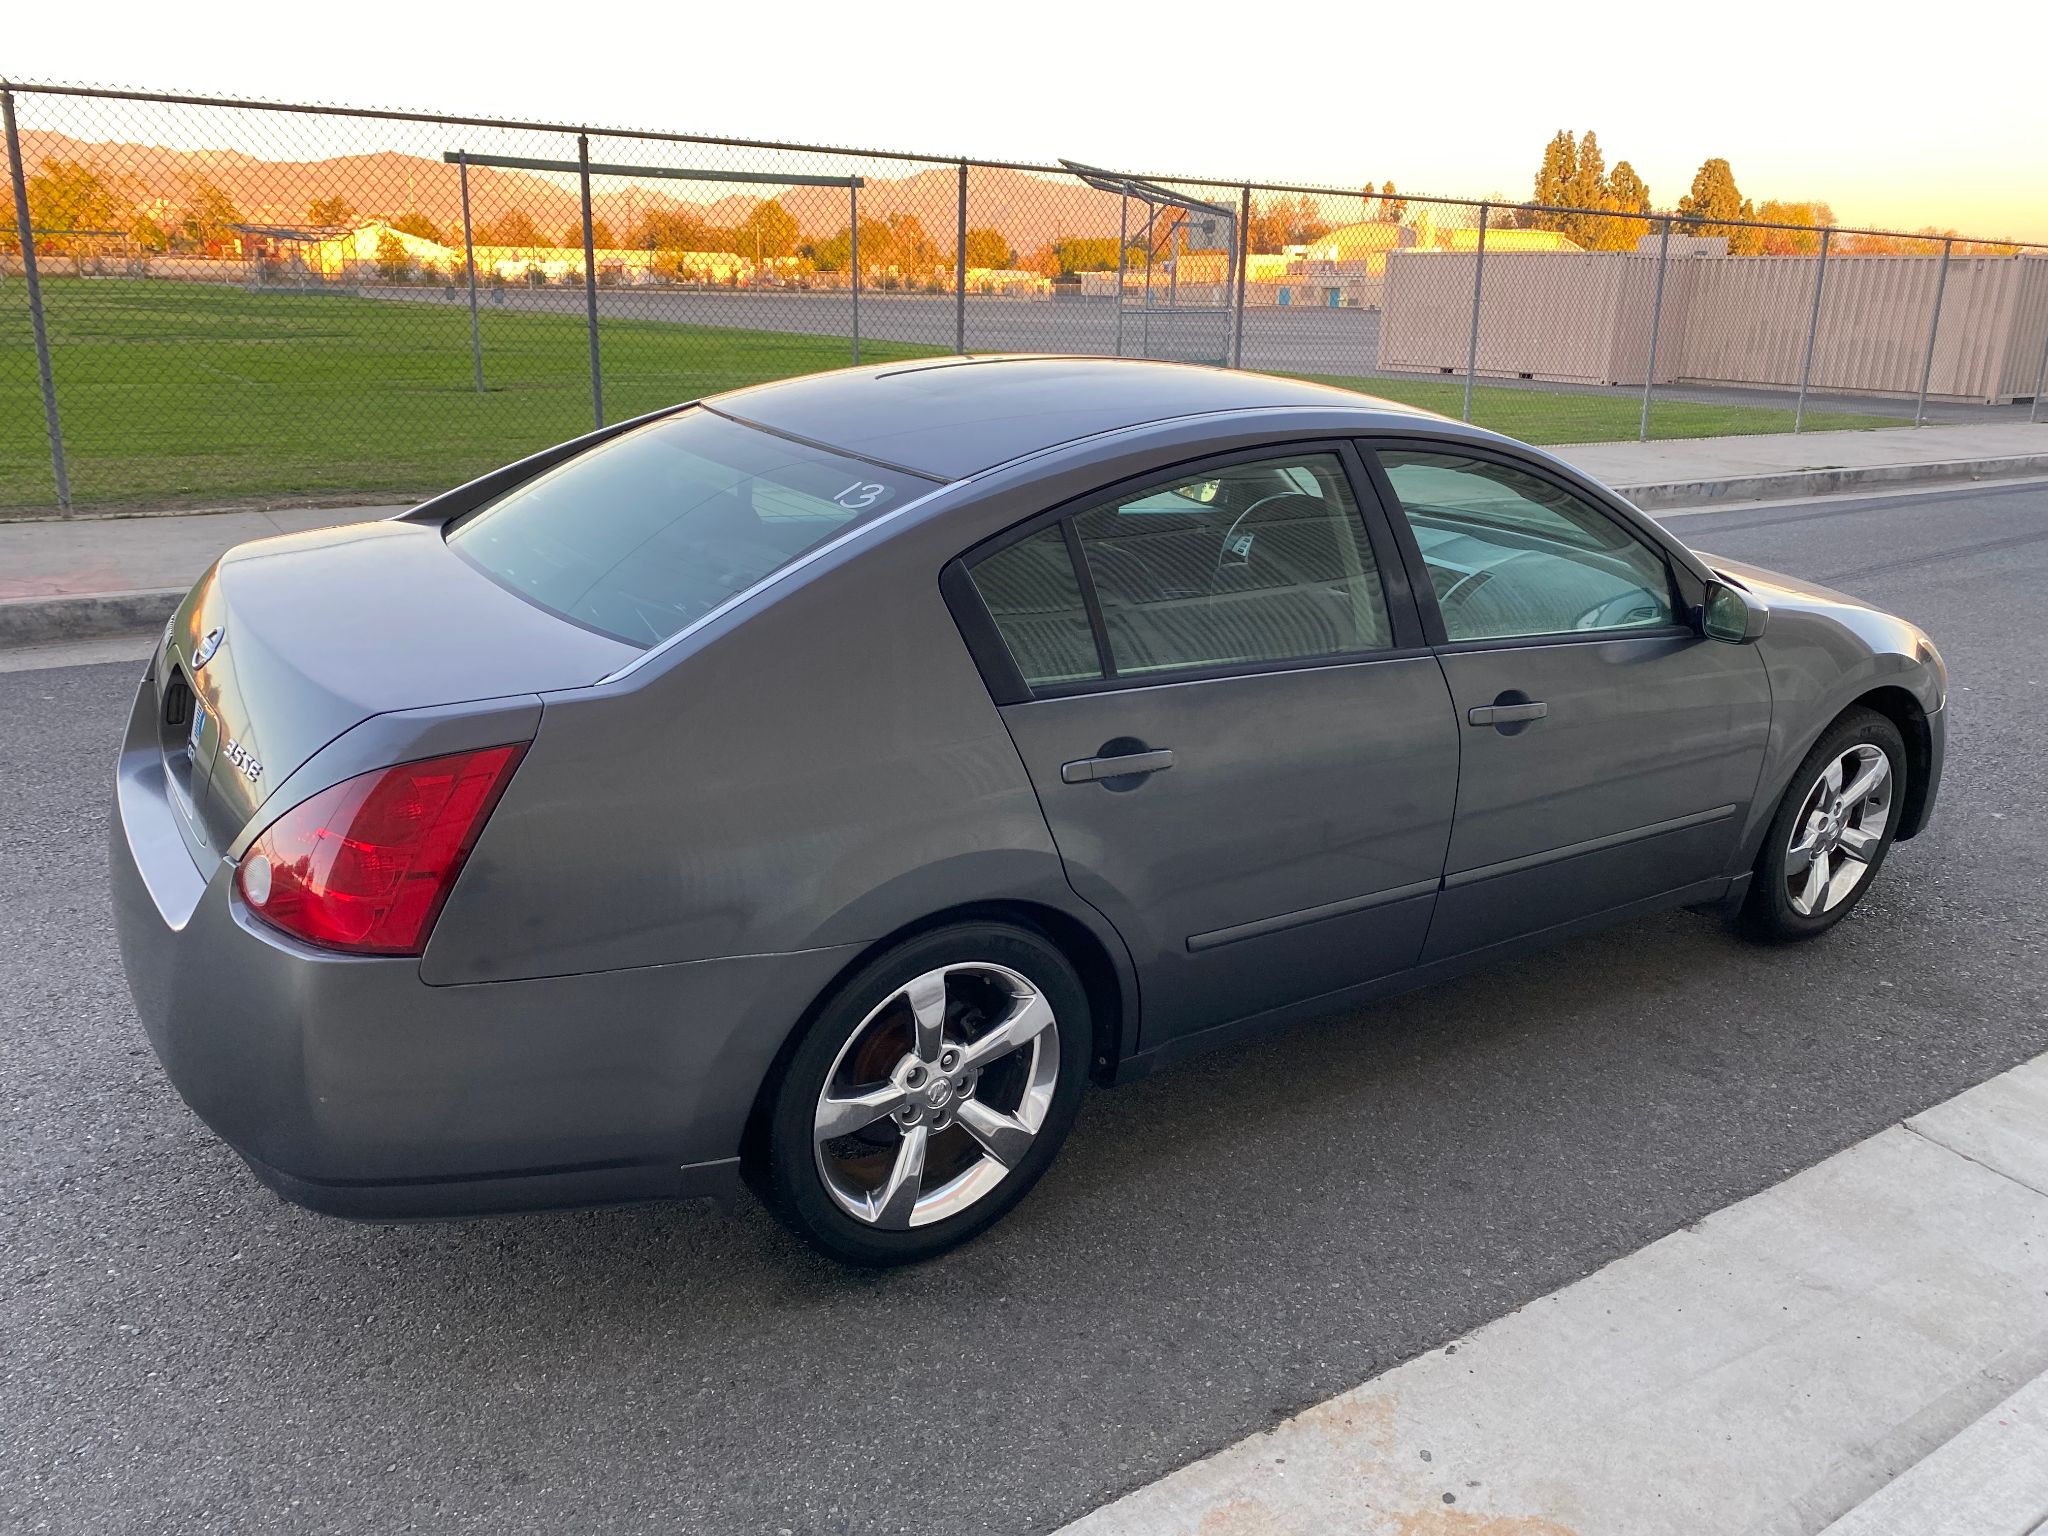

{"left": 9, "top": 0, "right": 2045, "bottom": 243}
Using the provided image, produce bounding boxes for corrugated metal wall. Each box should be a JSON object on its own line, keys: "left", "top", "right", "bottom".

{"left": 1381, "top": 249, "right": 2048, "bottom": 403}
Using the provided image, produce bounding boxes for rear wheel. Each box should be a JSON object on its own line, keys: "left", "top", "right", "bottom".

{"left": 1742, "top": 707, "right": 1905, "bottom": 942}
{"left": 756, "top": 923, "right": 1089, "bottom": 1266}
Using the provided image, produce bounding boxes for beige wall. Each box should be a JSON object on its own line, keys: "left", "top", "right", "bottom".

{"left": 1381, "top": 249, "right": 2048, "bottom": 403}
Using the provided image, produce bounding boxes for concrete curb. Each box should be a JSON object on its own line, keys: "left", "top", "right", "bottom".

{"left": 1614, "top": 451, "right": 2048, "bottom": 511}
{"left": 1817, "top": 1371, "right": 2048, "bottom": 1536}
{"left": 0, "top": 588, "right": 184, "bottom": 647}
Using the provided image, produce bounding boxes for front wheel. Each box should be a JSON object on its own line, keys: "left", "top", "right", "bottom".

{"left": 755, "top": 923, "right": 1090, "bottom": 1267}
{"left": 1742, "top": 707, "right": 1906, "bottom": 942}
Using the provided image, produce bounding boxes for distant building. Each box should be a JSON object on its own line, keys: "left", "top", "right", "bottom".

{"left": 241, "top": 218, "right": 798, "bottom": 286}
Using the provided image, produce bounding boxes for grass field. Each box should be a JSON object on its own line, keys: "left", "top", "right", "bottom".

{"left": 0, "top": 280, "right": 947, "bottom": 512}
{"left": 1286, "top": 374, "right": 1898, "bottom": 446}
{"left": 2, "top": 279, "right": 1897, "bottom": 513}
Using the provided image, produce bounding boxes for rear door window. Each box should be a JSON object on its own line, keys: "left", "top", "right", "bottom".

{"left": 448, "top": 409, "right": 928, "bottom": 646}
{"left": 968, "top": 526, "right": 1105, "bottom": 687}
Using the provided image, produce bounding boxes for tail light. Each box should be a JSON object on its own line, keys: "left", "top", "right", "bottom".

{"left": 235, "top": 744, "right": 526, "bottom": 956}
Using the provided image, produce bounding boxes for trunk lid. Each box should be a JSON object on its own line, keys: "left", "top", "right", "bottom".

{"left": 159, "top": 518, "right": 638, "bottom": 853}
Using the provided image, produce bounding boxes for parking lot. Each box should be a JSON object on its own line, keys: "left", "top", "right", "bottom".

{"left": 3, "top": 480, "right": 2045, "bottom": 1535}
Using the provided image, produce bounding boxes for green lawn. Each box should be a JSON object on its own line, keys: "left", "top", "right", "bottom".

{"left": 2, "top": 278, "right": 1900, "bottom": 513}
{"left": 1286, "top": 373, "right": 1899, "bottom": 445}
{"left": 0, "top": 279, "right": 946, "bottom": 512}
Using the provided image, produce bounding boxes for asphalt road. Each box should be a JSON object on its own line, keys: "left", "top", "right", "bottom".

{"left": 4, "top": 481, "right": 2046, "bottom": 1535}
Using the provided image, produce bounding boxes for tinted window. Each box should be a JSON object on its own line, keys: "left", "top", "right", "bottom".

{"left": 1070, "top": 453, "right": 1389, "bottom": 676}
{"left": 969, "top": 526, "right": 1103, "bottom": 687}
{"left": 448, "top": 409, "right": 924, "bottom": 646}
{"left": 1378, "top": 451, "right": 1677, "bottom": 642}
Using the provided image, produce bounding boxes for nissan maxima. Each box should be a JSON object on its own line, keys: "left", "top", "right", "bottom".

{"left": 112, "top": 358, "right": 1946, "bottom": 1265}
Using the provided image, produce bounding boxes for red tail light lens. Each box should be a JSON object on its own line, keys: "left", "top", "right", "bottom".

{"left": 235, "top": 744, "right": 526, "bottom": 956}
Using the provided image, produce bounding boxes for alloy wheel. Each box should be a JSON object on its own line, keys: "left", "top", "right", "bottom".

{"left": 812, "top": 962, "right": 1061, "bottom": 1229}
{"left": 1785, "top": 743, "right": 1894, "bottom": 917}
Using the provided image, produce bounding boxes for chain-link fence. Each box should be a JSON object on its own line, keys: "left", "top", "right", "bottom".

{"left": 5, "top": 80, "right": 2047, "bottom": 514}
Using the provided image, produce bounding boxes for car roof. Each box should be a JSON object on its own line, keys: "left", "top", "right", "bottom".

{"left": 709, "top": 355, "right": 1456, "bottom": 480}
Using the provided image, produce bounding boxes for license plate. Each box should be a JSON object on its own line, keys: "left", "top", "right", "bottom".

{"left": 187, "top": 698, "right": 209, "bottom": 760}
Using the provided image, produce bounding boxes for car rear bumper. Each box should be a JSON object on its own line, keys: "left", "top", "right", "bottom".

{"left": 110, "top": 676, "right": 859, "bottom": 1221}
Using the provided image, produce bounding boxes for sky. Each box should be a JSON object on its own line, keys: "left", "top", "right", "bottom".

{"left": 8, "top": 0, "right": 2045, "bottom": 242}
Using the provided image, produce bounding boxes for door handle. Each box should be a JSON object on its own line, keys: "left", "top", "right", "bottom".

{"left": 1467, "top": 701, "right": 1548, "bottom": 726}
{"left": 1061, "top": 748, "right": 1176, "bottom": 784}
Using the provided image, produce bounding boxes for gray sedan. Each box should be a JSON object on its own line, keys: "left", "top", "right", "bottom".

{"left": 111, "top": 358, "right": 1946, "bottom": 1265}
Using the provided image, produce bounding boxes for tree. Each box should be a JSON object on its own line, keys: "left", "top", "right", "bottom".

{"left": 478, "top": 208, "right": 540, "bottom": 246}
{"left": 962, "top": 226, "right": 1012, "bottom": 269}
{"left": 307, "top": 195, "right": 353, "bottom": 228}
{"left": 177, "top": 178, "right": 242, "bottom": 254}
{"left": 1753, "top": 200, "right": 1835, "bottom": 255}
{"left": 1676, "top": 158, "right": 1762, "bottom": 251}
{"left": 739, "top": 199, "right": 799, "bottom": 259}
{"left": 1375, "top": 180, "right": 1407, "bottom": 224}
{"left": 1286, "top": 193, "right": 1332, "bottom": 245}
{"left": 1608, "top": 161, "right": 1651, "bottom": 214}
{"left": 374, "top": 229, "right": 413, "bottom": 281}
{"left": 1560, "top": 133, "right": 1631, "bottom": 246}
{"left": 1580, "top": 160, "right": 1651, "bottom": 250}
{"left": 1564, "top": 133, "right": 1608, "bottom": 220}
{"left": 391, "top": 209, "right": 444, "bottom": 244}
{"left": 129, "top": 213, "right": 171, "bottom": 254}
{"left": 562, "top": 218, "right": 614, "bottom": 249}
{"left": 808, "top": 215, "right": 892, "bottom": 273}
{"left": 1247, "top": 197, "right": 1290, "bottom": 254}
{"left": 25, "top": 159, "right": 123, "bottom": 256}
{"left": 1247, "top": 193, "right": 1330, "bottom": 253}
{"left": 631, "top": 207, "right": 708, "bottom": 251}
{"left": 1531, "top": 130, "right": 1578, "bottom": 230}
{"left": 1050, "top": 236, "right": 1124, "bottom": 274}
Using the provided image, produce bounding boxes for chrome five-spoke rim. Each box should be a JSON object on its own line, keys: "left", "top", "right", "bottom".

{"left": 813, "top": 963, "right": 1060, "bottom": 1229}
{"left": 1786, "top": 743, "right": 1894, "bottom": 917}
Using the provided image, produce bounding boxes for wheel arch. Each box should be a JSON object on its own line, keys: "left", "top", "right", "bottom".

{"left": 1849, "top": 685, "right": 1934, "bottom": 840}
{"left": 738, "top": 898, "right": 1137, "bottom": 1170}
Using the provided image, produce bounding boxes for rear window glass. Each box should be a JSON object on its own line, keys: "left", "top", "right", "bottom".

{"left": 447, "top": 409, "right": 927, "bottom": 646}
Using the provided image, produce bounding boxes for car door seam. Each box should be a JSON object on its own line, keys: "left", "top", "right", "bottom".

{"left": 1185, "top": 878, "right": 1442, "bottom": 953}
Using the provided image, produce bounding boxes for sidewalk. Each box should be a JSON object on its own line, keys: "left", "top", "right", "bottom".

{"left": 2, "top": 421, "right": 2045, "bottom": 645}
{"left": 1568, "top": 420, "right": 2048, "bottom": 511}
{"left": 1057, "top": 1053, "right": 2048, "bottom": 1536}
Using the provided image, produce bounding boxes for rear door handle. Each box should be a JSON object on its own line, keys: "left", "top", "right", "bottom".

{"left": 1061, "top": 748, "right": 1176, "bottom": 783}
{"left": 1467, "top": 702, "right": 1548, "bottom": 726}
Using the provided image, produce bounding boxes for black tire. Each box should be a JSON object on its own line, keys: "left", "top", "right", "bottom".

{"left": 1742, "top": 707, "right": 1907, "bottom": 943}
{"left": 754, "top": 921, "right": 1090, "bottom": 1267}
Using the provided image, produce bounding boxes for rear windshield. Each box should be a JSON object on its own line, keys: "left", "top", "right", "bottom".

{"left": 447, "top": 409, "right": 928, "bottom": 647}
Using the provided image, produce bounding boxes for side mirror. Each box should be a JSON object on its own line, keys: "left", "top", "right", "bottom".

{"left": 1700, "top": 579, "right": 1769, "bottom": 644}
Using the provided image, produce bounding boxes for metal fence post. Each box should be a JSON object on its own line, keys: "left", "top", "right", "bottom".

{"left": 1114, "top": 190, "right": 1129, "bottom": 356}
{"left": 1232, "top": 184, "right": 1250, "bottom": 368}
{"left": 3, "top": 89, "right": 70, "bottom": 511}
{"left": 1793, "top": 226, "right": 1830, "bottom": 433}
{"left": 1462, "top": 203, "right": 1489, "bottom": 423}
{"left": 954, "top": 160, "right": 967, "bottom": 355}
{"left": 577, "top": 133, "right": 603, "bottom": 427}
{"left": 456, "top": 150, "right": 484, "bottom": 393}
{"left": 1141, "top": 199, "right": 1154, "bottom": 357}
{"left": 1914, "top": 237, "right": 1953, "bottom": 427}
{"left": 850, "top": 182, "right": 860, "bottom": 365}
{"left": 1639, "top": 216, "right": 1673, "bottom": 442}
